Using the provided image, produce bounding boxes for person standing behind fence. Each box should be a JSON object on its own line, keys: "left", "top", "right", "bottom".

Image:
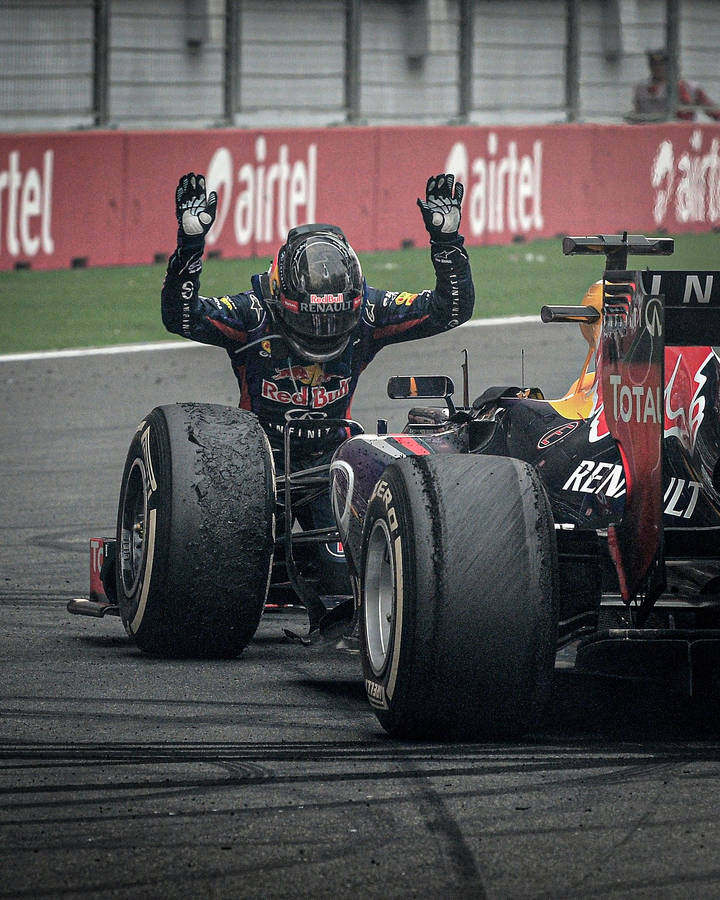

{"left": 628, "top": 49, "right": 720, "bottom": 123}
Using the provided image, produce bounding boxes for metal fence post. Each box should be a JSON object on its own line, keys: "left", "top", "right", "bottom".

{"left": 665, "top": 0, "right": 679, "bottom": 120}
{"left": 458, "top": 0, "right": 473, "bottom": 123}
{"left": 225, "top": 0, "right": 240, "bottom": 125}
{"left": 93, "top": 0, "right": 109, "bottom": 127}
{"left": 565, "top": 0, "right": 580, "bottom": 122}
{"left": 345, "top": 0, "right": 361, "bottom": 123}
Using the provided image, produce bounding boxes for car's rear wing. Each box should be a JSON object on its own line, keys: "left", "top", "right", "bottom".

{"left": 562, "top": 233, "right": 720, "bottom": 344}
{"left": 559, "top": 234, "right": 720, "bottom": 618}
{"left": 562, "top": 233, "right": 675, "bottom": 270}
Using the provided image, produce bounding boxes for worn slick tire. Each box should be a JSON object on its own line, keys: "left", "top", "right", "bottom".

{"left": 115, "top": 403, "right": 275, "bottom": 658}
{"left": 360, "top": 454, "right": 558, "bottom": 740}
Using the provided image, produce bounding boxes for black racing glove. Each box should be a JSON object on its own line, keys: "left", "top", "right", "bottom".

{"left": 175, "top": 172, "right": 217, "bottom": 250}
{"left": 417, "top": 173, "right": 464, "bottom": 243}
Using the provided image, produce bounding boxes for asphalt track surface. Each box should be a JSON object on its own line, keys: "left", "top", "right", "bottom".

{"left": 2, "top": 321, "right": 720, "bottom": 899}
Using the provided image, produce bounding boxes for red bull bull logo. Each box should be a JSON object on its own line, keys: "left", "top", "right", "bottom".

{"left": 272, "top": 363, "right": 333, "bottom": 387}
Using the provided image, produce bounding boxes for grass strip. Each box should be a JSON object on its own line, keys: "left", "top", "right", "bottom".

{"left": 1, "top": 233, "right": 717, "bottom": 353}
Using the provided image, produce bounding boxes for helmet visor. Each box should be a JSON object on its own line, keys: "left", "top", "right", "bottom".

{"left": 279, "top": 292, "right": 362, "bottom": 340}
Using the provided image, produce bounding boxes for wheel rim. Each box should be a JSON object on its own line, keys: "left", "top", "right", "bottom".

{"left": 364, "top": 519, "right": 395, "bottom": 675}
{"left": 119, "top": 458, "right": 148, "bottom": 597}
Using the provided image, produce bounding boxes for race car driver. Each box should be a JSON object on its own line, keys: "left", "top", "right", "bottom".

{"left": 161, "top": 170, "right": 475, "bottom": 600}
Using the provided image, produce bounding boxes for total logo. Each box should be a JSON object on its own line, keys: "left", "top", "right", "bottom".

{"left": 590, "top": 348, "right": 713, "bottom": 451}
{"left": 563, "top": 459, "right": 701, "bottom": 519}
{"left": 609, "top": 375, "right": 662, "bottom": 424}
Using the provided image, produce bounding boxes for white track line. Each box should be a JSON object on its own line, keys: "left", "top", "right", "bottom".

{"left": 0, "top": 341, "right": 198, "bottom": 362}
{"left": 0, "top": 315, "right": 539, "bottom": 363}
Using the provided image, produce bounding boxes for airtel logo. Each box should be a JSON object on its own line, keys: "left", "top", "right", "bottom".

{"left": 0, "top": 150, "right": 54, "bottom": 258}
{"left": 445, "top": 135, "right": 544, "bottom": 237}
{"left": 651, "top": 130, "right": 720, "bottom": 227}
{"left": 205, "top": 137, "right": 317, "bottom": 247}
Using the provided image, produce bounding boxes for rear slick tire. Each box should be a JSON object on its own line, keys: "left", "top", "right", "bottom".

{"left": 115, "top": 403, "right": 275, "bottom": 658}
{"left": 360, "top": 454, "right": 558, "bottom": 740}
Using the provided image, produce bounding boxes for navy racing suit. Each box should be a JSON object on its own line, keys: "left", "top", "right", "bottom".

{"left": 161, "top": 239, "right": 475, "bottom": 451}
{"left": 161, "top": 235, "right": 474, "bottom": 596}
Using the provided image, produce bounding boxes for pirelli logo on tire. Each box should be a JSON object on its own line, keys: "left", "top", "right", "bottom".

{"left": 370, "top": 478, "right": 398, "bottom": 531}
{"left": 365, "top": 678, "right": 386, "bottom": 707}
{"left": 362, "top": 476, "right": 404, "bottom": 710}
{"left": 139, "top": 425, "right": 158, "bottom": 495}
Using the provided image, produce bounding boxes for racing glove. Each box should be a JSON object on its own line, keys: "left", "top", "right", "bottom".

{"left": 417, "top": 173, "right": 464, "bottom": 243}
{"left": 175, "top": 172, "right": 217, "bottom": 251}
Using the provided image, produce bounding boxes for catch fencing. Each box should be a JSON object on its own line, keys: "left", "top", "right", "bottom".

{"left": 2, "top": 0, "right": 719, "bottom": 131}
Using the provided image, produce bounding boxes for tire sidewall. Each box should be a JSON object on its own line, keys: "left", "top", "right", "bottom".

{"left": 358, "top": 454, "right": 558, "bottom": 740}
{"left": 115, "top": 403, "right": 276, "bottom": 657}
{"left": 115, "top": 409, "right": 170, "bottom": 642}
{"left": 359, "top": 468, "right": 422, "bottom": 732}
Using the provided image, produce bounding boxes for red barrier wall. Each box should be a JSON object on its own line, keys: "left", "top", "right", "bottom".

{"left": 1, "top": 123, "right": 719, "bottom": 271}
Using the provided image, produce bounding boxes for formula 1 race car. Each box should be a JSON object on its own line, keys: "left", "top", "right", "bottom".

{"left": 69, "top": 233, "right": 720, "bottom": 740}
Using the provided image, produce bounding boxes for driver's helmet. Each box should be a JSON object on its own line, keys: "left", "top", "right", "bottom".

{"left": 267, "top": 224, "right": 364, "bottom": 362}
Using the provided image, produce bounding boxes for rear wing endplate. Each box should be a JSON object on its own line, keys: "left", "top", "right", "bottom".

{"left": 600, "top": 271, "right": 665, "bottom": 611}
{"left": 562, "top": 234, "right": 720, "bottom": 615}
